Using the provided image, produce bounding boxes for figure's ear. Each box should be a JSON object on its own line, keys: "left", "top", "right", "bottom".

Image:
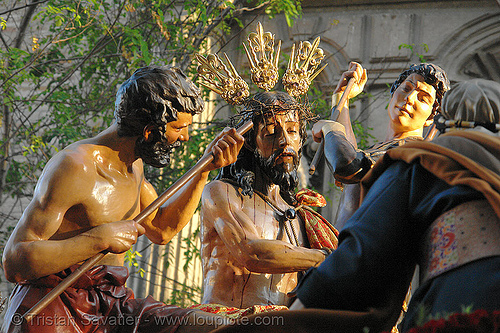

{"left": 424, "top": 118, "right": 434, "bottom": 127}
{"left": 143, "top": 124, "right": 156, "bottom": 142}
{"left": 424, "top": 109, "right": 437, "bottom": 128}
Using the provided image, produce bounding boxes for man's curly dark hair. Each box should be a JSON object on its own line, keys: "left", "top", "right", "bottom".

{"left": 114, "top": 65, "right": 204, "bottom": 137}
{"left": 390, "top": 63, "right": 450, "bottom": 118}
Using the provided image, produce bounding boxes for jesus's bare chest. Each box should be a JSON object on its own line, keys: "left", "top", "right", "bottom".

{"left": 241, "top": 197, "right": 306, "bottom": 246}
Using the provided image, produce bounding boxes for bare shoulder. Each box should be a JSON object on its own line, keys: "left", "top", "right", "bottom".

{"left": 35, "top": 143, "right": 98, "bottom": 204}
{"left": 139, "top": 171, "right": 157, "bottom": 208}
{"left": 203, "top": 179, "right": 232, "bottom": 192}
{"left": 201, "top": 180, "right": 245, "bottom": 221}
{"left": 45, "top": 143, "right": 95, "bottom": 178}
{"left": 202, "top": 179, "right": 240, "bottom": 205}
{"left": 50, "top": 143, "right": 93, "bottom": 170}
{"left": 10, "top": 143, "right": 99, "bottom": 242}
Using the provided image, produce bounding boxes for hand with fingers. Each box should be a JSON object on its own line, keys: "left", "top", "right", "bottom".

{"left": 203, "top": 127, "right": 245, "bottom": 171}
{"left": 334, "top": 61, "right": 367, "bottom": 100}
{"left": 96, "top": 220, "right": 146, "bottom": 254}
{"left": 311, "top": 120, "right": 346, "bottom": 144}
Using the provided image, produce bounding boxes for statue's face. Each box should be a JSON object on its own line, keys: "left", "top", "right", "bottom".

{"left": 252, "top": 108, "right": 301, "bottom": 192}
{"left": 388, "top": 73, "right": 436, "bottom": 134}
{"left": 163, "top": 112, "right": 193, "bottom": 144}
{"left": 136, "top": 112, "right": 192, "bottom": 168}
{"left": 254, "top": 109, "right": 301, "bottom": 173}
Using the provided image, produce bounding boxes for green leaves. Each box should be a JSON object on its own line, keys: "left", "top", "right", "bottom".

{"left": 262, "top": 0, "right": 302, "bottom": 27}
{"left": 125, "top": 249, "right": 146, "bottom": 278}
{"left": 352, "top": 120, "right": 375, "bottom": 150}
{"left": 0, "top": 0, "right": 306, "bottom": 306}
{"left": 399, "top": 43, "right": 430, "bottom": 63}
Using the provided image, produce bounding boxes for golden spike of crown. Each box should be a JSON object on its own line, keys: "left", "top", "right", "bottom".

{"left": 282, "top": 36, "right": 327, "bottom": 97}
{"left": 196, "top": 53, "right": 249, "bottom": 105}
{"left": 243, "top": 22, "right": 281, "bottom": 91}
{"left": 195, "top": 22, "right": 326, "bottom": 105}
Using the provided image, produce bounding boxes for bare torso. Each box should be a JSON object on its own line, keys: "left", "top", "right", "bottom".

{"left": 52, "top": 140, "right": 146, "bottom": 266}
{"left": 40, "top": 137, "right": 148, "bottom": 267}
{"left": 3, "top": 122, "right": 245, "bottom": 283}
{"left": 200, "top": 180, "right": 310, "bottom": 308}
{"left": 2, "top": 128, "right": 156, "bottom": 281}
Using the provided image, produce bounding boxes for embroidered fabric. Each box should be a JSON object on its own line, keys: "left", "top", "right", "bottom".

{"left": 420, "top": 200, "right": 500, "bottom": 282}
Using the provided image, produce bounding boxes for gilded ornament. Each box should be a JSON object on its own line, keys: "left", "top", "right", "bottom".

{"left": 196, "top": 22, "right": 326, "bottom": 105}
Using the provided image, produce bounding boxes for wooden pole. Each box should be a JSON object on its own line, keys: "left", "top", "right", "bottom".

{"left": 23, "top": 120, "right": 253, "bottom": 323}
{"left": 423, "top": 122, "right": 439, "bottom": 141}
{"left": 309, "top": 78, "right": 355, "bottom": 175}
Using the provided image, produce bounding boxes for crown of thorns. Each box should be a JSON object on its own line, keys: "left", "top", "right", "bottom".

{"left": 195, "top": 22, "right": 327, "bottom": 106}
{"left": 229, "top": 97, "right": 319, "bottom": 128}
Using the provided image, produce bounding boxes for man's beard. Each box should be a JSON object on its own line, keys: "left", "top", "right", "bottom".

{"left": 135, "top": 133, "right": 181, "bottom": 168}
{"left": 254, "top": 147, "right": 300, "bottom": 192}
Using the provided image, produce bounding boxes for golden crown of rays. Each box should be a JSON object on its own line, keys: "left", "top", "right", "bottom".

{"left": 196, "top": 22, "right": 327, "bottom": 105}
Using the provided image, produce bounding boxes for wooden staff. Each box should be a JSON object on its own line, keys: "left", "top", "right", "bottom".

{"left": 439, "top": 118, "right": 500, "bottom": 132}
{"left": 23, "top": 120, "right": 253, "bottom": 324}
{"left": 423, "top": 122, "right": 439, "bottom": 141}
{"left": 309, "top": 78, "right": 356, "bottom": 175}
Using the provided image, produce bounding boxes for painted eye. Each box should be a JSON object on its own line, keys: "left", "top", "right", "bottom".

{"left": 265, "top": 127, "right": 276, "bottom": 136}
{"left": 420, "top": 95, "right": 433, "bottom": 104}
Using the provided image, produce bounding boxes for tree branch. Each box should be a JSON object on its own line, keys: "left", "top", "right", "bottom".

{"left": 179, "top": 0, "right": 238, "bottom": 70}
{"left": 231, "top": 1, "right": 269, "bottom": 17}
{"left": 13, "top": 0, "right": 41, "bottom": 49}
{"left": 0, "top": 0, "right": 48, "bottom": 17}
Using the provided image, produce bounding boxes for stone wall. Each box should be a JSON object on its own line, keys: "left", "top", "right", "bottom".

{"left": 220, "top": 0, "right": 500, "bottom": 224}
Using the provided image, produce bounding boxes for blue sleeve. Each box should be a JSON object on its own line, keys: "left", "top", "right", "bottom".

{"left": 323, "top": 131, "right": 373, "bottom": 184}
{"left": 296, "top": 161, "right": 483, "bottom": 311}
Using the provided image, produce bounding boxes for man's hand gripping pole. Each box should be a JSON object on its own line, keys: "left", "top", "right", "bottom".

{"left": 309, "top": 78, "right": 355, "bottom": 175}
{"left": 22, "top": 120, "right": 253, "bottom": 324}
